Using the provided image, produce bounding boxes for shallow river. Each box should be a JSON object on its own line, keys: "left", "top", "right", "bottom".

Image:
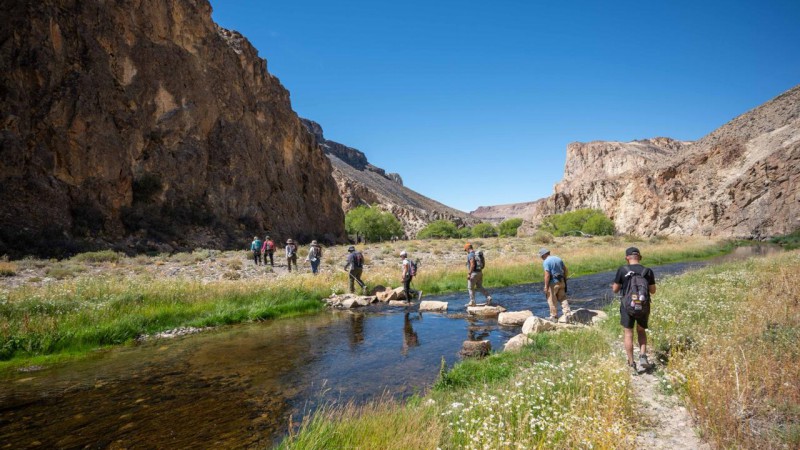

{"left": 0, "top": 246, "right": 775, "bottom": 448}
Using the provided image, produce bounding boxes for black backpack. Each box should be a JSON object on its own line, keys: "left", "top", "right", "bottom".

{"left": 622, "top": 266, "right": 651, "bottom": 318}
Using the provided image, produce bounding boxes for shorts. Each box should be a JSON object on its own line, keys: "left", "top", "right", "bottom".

{"left": 620, "top": 303, "right": 649, "bottom": 329}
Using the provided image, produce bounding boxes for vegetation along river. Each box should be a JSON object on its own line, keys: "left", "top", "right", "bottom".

{"left": 0, "top": 246, "right": 776, "bottom": 448}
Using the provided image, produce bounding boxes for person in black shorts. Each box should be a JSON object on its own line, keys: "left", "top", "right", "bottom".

{"left": 611, "top": 247, "right": 656, "bottom": 373}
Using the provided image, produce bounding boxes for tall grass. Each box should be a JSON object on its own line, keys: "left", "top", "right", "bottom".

{"left": 649, "top": 251, "right": 800, "bottom": 448}
{"left": 282, "top": 327, "right": 636, "bottom": 449}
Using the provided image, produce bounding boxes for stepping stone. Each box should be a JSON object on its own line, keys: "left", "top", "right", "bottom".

{"left": 498, "top": 310, "right": 533, "bottom": 326}
{"left": 419, "top": 300, "right": 448, "bottom": 312}
{"left": 459, "top": 340, "right": 491, "bottom": 358}
{"left": 467, "top": 305, "right": 507, "bottom": 316}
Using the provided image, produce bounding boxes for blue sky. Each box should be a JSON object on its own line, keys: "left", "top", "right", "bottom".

{"left": 211, "top": 0, "right": 800, "bottom": 213}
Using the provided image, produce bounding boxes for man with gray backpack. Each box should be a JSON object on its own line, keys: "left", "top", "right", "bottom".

{"left": 465, "top": 243, "right": 492, "bottom": 307}
{"left": 612, "top": 247, "right": 657, "bottom": 374}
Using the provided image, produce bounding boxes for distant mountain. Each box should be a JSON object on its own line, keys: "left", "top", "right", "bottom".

{"left": 478, "top": 85, "right": 800, "bottom": 239}
{"left": 302, "top": 119, "right": 476, "bottom": 237}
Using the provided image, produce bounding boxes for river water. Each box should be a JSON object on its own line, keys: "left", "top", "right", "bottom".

{"left": 0, "top": 246, "right": 776, "bottom": 448}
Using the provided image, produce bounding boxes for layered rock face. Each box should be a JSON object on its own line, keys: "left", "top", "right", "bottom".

{"left": 518, "top": 85, "right": 800, "bottom": 238}
{"left": 0, "top": 0, "right": 345, "bottom": 256}
{"left": 301, "top": 120, "right": 476, "bottom": 237}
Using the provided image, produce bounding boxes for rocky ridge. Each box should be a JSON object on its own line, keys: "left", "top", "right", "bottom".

{"left": 483, "top": 86, "right": 800, "bottom": 238}
{"left": 0, "top": 0, "right": 345, "bottom": 257}
{"left": 301, "top": 119, "right": 476, "bottom": 237}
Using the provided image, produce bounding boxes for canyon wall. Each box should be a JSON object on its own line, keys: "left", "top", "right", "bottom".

{"left": 0, "top": 0, "right": 345, "bottom": 256}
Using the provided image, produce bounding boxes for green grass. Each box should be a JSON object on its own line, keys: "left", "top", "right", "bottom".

{"left": 770, "top": 229, "right": 800, "bottom": 250}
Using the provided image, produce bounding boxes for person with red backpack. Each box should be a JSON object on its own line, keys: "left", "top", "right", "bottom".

{"left": 612, "top": 247, "right": 657, "bottom": 374}
{"left": 344, "top": 245, "right": 365, "bottom": 294}
{"left": 261, "top": 236, "right": 275, "bottom": 267}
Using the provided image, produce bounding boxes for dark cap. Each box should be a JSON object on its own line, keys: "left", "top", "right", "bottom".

{"left": 348, "top": 246, "right": 355, "bottom": 252}
{"left": 625, "top": 247, "right": 641, "bottom": 256}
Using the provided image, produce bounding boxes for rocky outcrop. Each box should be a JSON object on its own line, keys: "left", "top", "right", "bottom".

{"left": 301, "top": 119, "right": 477, "bottom": 237}
{"left": 0, "top": 0, "right": 345, "bottom": 257}
{"left": 516, "top": 85, "right": 800, "bottom": 238}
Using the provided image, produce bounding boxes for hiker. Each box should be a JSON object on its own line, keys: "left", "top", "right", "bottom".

{"left": 261, "top": 235, "right": 275, "bottom": 267}
{"left": 538, "top": 248, "right": 571, "bottom": 321}
{"left": 307, "top": 240, "right": 322, "bottom": 275}
{"left": 250, "top": 236, "right": 262, "bottom": 265}
{"left": 465, "top": 243, "right": 492, "bottom": 307}
{"left": 611, "top": 247, "right": 656, "bottom": 373}
{"left": 285, "top": 239, "right": 298, "bottom": 272}
{"left": 344, "top": 245, "right": 365, "bottom": 294}
{"left": 400, "top": 250, "right": 420, "bottom": 302}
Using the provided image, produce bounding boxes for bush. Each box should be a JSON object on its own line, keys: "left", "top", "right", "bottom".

{"left": 417, "top": 220, "right": 460, "bottom": 239}
{"left": 540, "top": 209, "right": 615, "bottom": 236}
{"left": 498, "top": 218, "right": 523, "bottom": 237}
{"left": 471, "top": 223, "right": 497, "bottom": 238}
{"left": 770, "top": 229, "right": 800, "bottom": 250}
{"left": 71, "top": 250, "right": 122, "bottom": 264}
{"left": 0, "top": 261, "right": 17, "bottom": 277}
{"left": 345, "top": 206, "right": 404, "bottom": 241}
{"left": 531, "top": 230, "right": 554, "bottom": 244}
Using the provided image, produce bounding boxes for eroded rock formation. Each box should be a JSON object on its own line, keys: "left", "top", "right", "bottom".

{"left": 301, "top": 119, "right": 476, "bottom": 237}
{"left": 491, "top": 86, "right": 800, "bottom": 238}
{"left": 0, "top": 0, "right": 345, "bottom": 257}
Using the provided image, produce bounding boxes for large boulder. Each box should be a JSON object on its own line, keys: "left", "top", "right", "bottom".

{"left": 419, "top": 301, "right": 448, "bottom": 312}
{"left": 467, "top": 305, "right": 507, "bottom": 316}
{"left": 522, "top": 316, "right": 558, "bottom": 334}
{"left": 498, "top": 310, "right": 533, "bottom": 326}
{"left": 504, "top": 333, "right": 533, "bottom": 352}
{"left": 376, "top": 287, "right": 405, "bottom": 302}
{"left": 460, "top": 340, "right": 491, "bottom": 358}
{"left": 562, "top": 308, "right": 608, "bottom": 325}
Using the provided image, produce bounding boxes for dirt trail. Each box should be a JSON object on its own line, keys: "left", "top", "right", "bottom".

{"left": 632, "top": 368, "right": 710, "bottom": 449}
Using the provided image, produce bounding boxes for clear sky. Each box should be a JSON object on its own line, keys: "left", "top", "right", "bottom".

{"left": 210, "top": 0, "right": 800, "bottom": 213}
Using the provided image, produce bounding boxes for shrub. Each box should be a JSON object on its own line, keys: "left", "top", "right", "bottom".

{"left": 531, "top": 230, "right": 554, "bottom": 244}
{"left": 498, "top": 218, "right": 524, "bottom": 237}
{"left": 345, "top": 206, "right": 404, "bottom": 242}
{"left": 770, "top": 229, "right": 800, "bottom": 250}
{"left": 71, "top": 250, "right": 122, "bottom": 264}
{"left": 417, "top": 220, "right": 460, "bottom": 239}
{"left": 540, "top": 209, "right": 615, "bottom": 236}
{"left": 471, "top": 223, "right": 497, "bottom": 238}
{"left": 0, "top": 261, "right": 17, "bottom": 277}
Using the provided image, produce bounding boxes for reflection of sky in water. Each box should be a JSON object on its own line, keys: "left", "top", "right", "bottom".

{"left": 0, "top": 246, "right": 779, "bottom": 448}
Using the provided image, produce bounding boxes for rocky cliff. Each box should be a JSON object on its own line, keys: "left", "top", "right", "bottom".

{"left": 516, "top": 85, "right": 800, "bottom": 238}
{"left": 301, "top": 119, "right": 476, "bottom": 237}
{"left": 0, "top": 0, "right": 345, "bottom": 257}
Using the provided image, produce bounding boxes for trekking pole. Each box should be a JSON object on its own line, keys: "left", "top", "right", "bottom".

{"left": 341, "top": 268, "right": 366, "bottom": 290}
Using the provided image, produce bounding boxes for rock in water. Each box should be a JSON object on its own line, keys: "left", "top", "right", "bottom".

{"left": 419, "top": 301, "right": 448, "bottom": 312}
{"left": 467, "top": 305, "right": 507, "bottom": 316}
{"left": 460, "top": 340, "right": 491, "bottom": 358}
{"left": 498, "top": 310, "right": 533, "bottom": 326}
{"left": 0, "top": 0, "right": 345, "bottom": 257}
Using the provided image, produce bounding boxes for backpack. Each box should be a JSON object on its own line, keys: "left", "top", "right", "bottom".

{"left": 353, "top": 251, "right": 364, "bottom": 268}
{"left": 622, "top": 266, "right": 651, "bottom": 318}
{"left": 266, "top": 240, "right": 274, "bottom": 251}
{"left": 474, "top": 251, "right": 485, "bottom": 271}
{"left": 287, "top": 244, "right": 296, "bottom": 257}
{"left": 407, "top": 259, "right": 417, "bottom": 277}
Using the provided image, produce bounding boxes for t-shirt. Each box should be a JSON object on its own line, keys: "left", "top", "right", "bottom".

{"left": 346, "top": 251, "right": 363, "bottom": 269}
{"left": 613, "top": 264, "right": 656, "bottom": 293}
{"left": 402, "top": 258, "right": 410, "bottom": 277}
{"left": 542, "top": 255, "right": 565, "bottom": 279}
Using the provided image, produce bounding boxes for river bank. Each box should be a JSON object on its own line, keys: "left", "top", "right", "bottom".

{"left": 281, "top": 249, "right": 800, "bottom": 449}
{"left": 0, "top": 236, "right": 735, "bottom": 369}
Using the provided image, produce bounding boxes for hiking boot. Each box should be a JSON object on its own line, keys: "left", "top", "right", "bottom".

{"left": 485, "top": 295, "right": 493, "bottom": 306}
{"left": 466, "top": 301, "right": 476, "bottom": 307}
{"left": 639, "top": 354, "right": 652, "bottom": 371}
{"left": 547, "top": 316, "right": 558, "bottom": 323}
{"left": 629, "top": 361, "right": 638, "bottom": 375}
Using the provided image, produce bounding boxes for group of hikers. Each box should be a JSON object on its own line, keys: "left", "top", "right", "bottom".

{"left": 248, "top": 236, "right": 323, "bottom": 274}
{"left": 249, "top": 235, "right": 656, "bottom": 374}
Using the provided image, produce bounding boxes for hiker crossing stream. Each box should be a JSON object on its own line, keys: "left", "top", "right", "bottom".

{"left": 0, "top": 247, "right": 773, "bottom": 447}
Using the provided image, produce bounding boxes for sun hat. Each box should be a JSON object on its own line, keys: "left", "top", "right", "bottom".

{"left": 464, "top": 243, "right": 472, "bottom": 251}
{"left": 348, "top": 246, "right": 355, "bottom": 252}
{"left": 538, "top": 248, "right": 550, "bottom": 257}
{"left": 311, "top": 240, "right": 318, "bottom": 245}
{"left": 400, "top": 250, "right": 408, "bottom": 257}
{"left": 287, "top": 238, "right": 294, "bottom": 244}
{"left": 625, "top": 247, "right": 641, "bottom": 256}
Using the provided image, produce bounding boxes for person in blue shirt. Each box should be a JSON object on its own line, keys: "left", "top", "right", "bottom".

{"left": 250, "top": 236, "right": 262, "bottom": 265}
{"left": 538, "top": 248, "right": 571, "bottom": 321}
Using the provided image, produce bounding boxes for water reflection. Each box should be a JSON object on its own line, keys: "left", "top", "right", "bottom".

{"left": 348, "top": 312, "right": 365, "bottom": 348}
{"left": 402, "top": 312, "right": 421, "bottom": 356}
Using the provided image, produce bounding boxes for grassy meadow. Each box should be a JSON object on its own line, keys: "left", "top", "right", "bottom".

{"left": 280, "top": 250, "right": 800, "bottom": 449}
{"left": 1, "top": 236, "right": 732, "bottom": 368}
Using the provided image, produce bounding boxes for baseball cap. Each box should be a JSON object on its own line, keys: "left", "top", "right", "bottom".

{"left": 538, "top": 248, "right": 550, "bottom": 257}
{"left": 400, "top": 250, "right": 408, "bottom": 257}
{"left": 625, "top": 247, "right": 641, "bottom": 256}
